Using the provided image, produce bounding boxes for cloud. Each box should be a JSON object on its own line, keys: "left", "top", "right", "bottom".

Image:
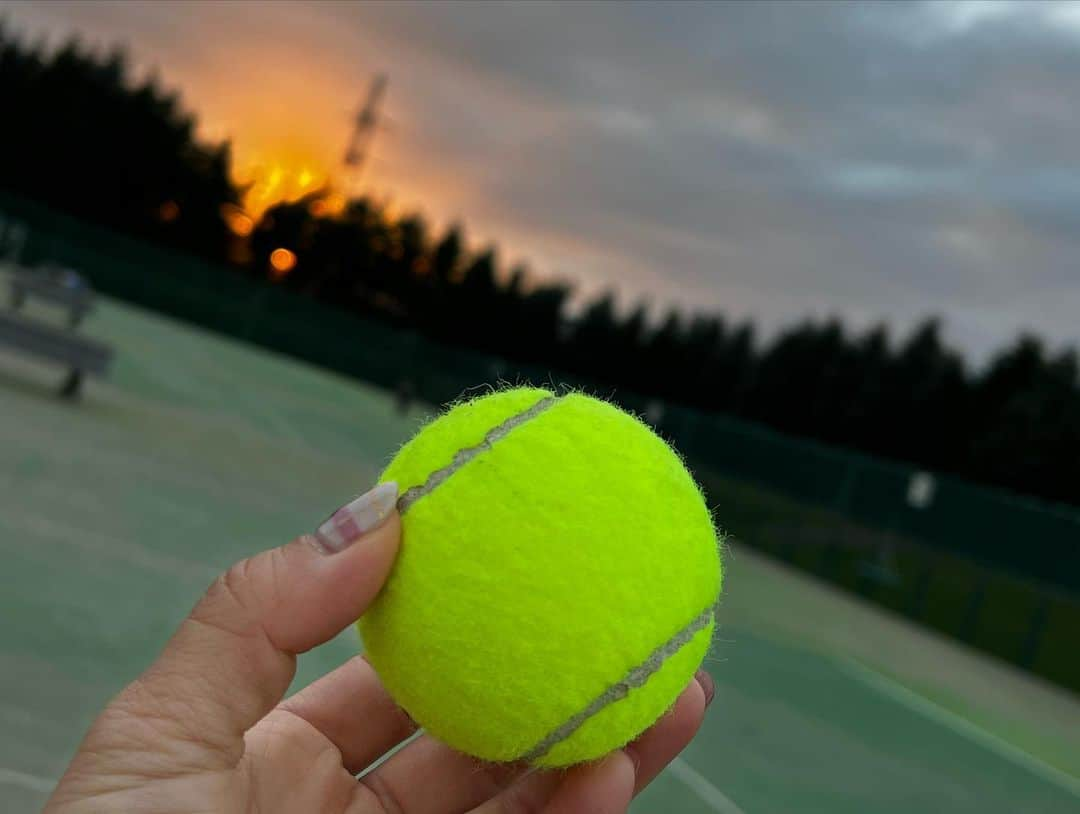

{"left": 3, "top": 0, "right": 1080, "bottom": 361}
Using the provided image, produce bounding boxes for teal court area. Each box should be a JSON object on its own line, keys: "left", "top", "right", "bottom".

{"left": 1, "top": 300, "right": 1078, "bottom": 812}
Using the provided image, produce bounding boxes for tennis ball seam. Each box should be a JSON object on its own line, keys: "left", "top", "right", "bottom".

{"left": 397, "top": 392, "right": 559, "bottom": 513}
{"left": 519, "top": 603, "right": 715, "bottom": 764}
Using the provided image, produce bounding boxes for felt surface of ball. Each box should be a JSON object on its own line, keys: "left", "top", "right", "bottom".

{"left": 358, "top": 387, "right": 721, "bottom": 767}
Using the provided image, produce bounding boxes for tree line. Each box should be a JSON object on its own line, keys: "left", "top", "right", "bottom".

{"left": 3, "top": 26, "right": 1079, "bottom": 508}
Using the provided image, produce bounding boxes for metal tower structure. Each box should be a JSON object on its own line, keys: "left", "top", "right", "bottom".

{"left": 343, "top": 73, "right": 388, "bottom": 195}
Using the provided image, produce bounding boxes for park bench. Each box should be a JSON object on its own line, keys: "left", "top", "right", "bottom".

{"left": 0, "top": 266, "right": 113, "bottom": 398}
{"left": 10, "top": 265, "right": 95, "bottom": 326}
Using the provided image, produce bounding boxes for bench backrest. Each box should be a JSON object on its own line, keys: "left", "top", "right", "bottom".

{"left": 11, "top": 268, "right": 95, "bottom": 316}
{"left": 0, "top": 310, "right": 112, "bottom": 374}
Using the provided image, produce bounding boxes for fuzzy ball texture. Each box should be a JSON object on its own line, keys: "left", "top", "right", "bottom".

{"left": 358, "top": 387, "right": 722, "bottom": 767}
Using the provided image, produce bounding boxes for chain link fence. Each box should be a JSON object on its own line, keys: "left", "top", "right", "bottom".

{"left": 2, "top": 190, "right": 1077, "bottom": 694}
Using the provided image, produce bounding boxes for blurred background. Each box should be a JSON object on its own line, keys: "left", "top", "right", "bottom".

{"left": 1, "top": 1, "right": 1078, "bottom": 811}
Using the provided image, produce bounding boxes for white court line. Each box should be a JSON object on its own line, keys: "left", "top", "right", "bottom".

{"left": 356, "top": 729, "right": 425, "bottom": 779}
{"left": 668, "top": 756, "right": 747, "bottom": 814}
{"left": 359, "top": 742, "right": 746, "bottom": 813}
{"left": 837, "top": 657, "right": 1080, "bottom": 799}
{"left": 0, "top": 768, "right": 56, "bottom": 795}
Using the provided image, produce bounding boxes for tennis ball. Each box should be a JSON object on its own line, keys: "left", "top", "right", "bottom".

{"left": 359, "top": 387, "right": 721, "bottom": 767}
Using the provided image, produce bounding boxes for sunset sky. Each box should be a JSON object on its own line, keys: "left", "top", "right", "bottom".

{"left": 5, "top": 0, "right": 1080, "bottom": 361}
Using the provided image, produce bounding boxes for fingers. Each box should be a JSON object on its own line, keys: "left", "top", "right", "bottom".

{"left": 351, "top": 673, "right": 712, "bottom": 814}
{"left": 268, "top": 655, "right": 418, "bottom": 773}
{"left": 544, "top": 753, "right": 637, "bottom": 814}
{"left": 99, "top": 485, "right": 401, "bottom": 769}
{"left": 466, "top": 752, "right": 635, "bottom": 814}
{"left": 473, "top": 674, "right": 711, "bottom": 813}
{"left": 626, "top": 669, "right": 711, "bottom": 793}
{"left": 355, "top": 736, "right": 527, "bottom": 814}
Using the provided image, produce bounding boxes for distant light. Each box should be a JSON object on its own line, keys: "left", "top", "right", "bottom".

{"left": 220, "top": 203, "right": 254, "bottom": 237}
{"left": 298, "top": 168, "right": 314, "bottom": 188}
{"left": 324, "top": 192, "right": 347, "bottom": 215}
{"left": 158, "top": 200, "right": 180, "bottom": 222}
{"left": 308, "top": 192, "right": 346, "bottom": 218}
{"left": 229, "top": 213, "right": 254, "bottom": 237}
{"left": 269, "top": 247, "right": 297, "bottom": 277}
{"left": 907, "top": 472, "right": 937, "bottom": 510}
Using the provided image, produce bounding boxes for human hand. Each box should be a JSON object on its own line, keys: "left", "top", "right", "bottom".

{"left": 45, "top": 484, "right": 713, "bottom": 814}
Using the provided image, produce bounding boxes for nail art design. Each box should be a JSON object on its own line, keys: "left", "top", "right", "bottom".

{"left": 314, "top": 481, "right": 398, "bottom": 553}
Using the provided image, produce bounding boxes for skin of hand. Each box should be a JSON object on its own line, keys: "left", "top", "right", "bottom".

{"left": 44, "top": 487, "right": 713, "bottom": 814}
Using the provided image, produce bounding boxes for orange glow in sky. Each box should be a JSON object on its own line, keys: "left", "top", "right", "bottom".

{"left": 12, "top": 0, "right": 1080, "bottom": 361}
{"left": 236, "top": 160, "right": 329, "bottom": 217}
{"left": 4, "top": 1, "right": 586, "bottom": 303}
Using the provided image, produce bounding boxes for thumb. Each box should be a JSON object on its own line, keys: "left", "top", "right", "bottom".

{"left": 77, "top": 482, "right": 400, "bottom": 772}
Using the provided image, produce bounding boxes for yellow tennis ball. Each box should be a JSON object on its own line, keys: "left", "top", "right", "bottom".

{"left": 359, "top": 387, "right": 721, "bottom": 767}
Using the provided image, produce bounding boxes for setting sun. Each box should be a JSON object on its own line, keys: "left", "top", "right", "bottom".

{"left": 235, "top": 158, "right": 332, "bottom": 217}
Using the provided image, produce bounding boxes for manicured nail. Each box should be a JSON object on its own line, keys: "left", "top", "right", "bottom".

{"left": 313, "top": 482, "right": 398, "bottom": 554}
{"left": 695, "top": 668, "right": 715, "bottom": 708}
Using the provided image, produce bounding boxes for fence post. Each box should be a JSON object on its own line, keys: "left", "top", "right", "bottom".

{"left": 908, "top": 564, "right": 933, "bottom": 621}
{"left": 1019, "top": 598, "right": 1051, "bottom": 670}
{"left": 835, "top": 458, "right": 858, "bottom": 516}
{"left": 959, "top": 579, "right": 987, "bottom": 642}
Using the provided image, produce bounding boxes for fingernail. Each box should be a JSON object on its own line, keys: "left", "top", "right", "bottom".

{"left": 695, "top": 668, "right": 715, "bottom": 708}
{"left": 313, "top": 482, "right": 398, "bottom": 554}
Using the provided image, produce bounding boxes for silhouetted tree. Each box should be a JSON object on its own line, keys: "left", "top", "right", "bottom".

{"left": 4, "top": 23, "right": 1080, "bottom": 507}
{"left": 0, "top": 25, "right": 236, "bottom": 258}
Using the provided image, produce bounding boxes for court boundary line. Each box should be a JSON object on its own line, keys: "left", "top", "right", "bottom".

{"left": 837, "top": 656, "right": 1080, "bottom": 799}
{"left": 668, "top": 756, "right": 747, "bottom": 814}
{"left": 0, "top": 767, "right": 56, "bottom": 795}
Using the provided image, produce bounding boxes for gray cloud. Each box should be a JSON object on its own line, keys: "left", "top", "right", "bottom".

{"left": 4, "top": 0, "right": 1080, "bottom": 362}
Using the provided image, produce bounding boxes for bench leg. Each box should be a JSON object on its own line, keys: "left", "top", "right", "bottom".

{"left": 59, "top": 369, "right": 84, "bottom": 399}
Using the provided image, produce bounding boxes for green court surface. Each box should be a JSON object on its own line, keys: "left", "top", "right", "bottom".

{"left": 1, "top": 299, "right": 1079, "bottom": 813}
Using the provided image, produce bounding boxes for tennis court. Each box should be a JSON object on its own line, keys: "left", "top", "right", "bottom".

{"left": 1, "top": 299, "right": 1078, "bottom": 812}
